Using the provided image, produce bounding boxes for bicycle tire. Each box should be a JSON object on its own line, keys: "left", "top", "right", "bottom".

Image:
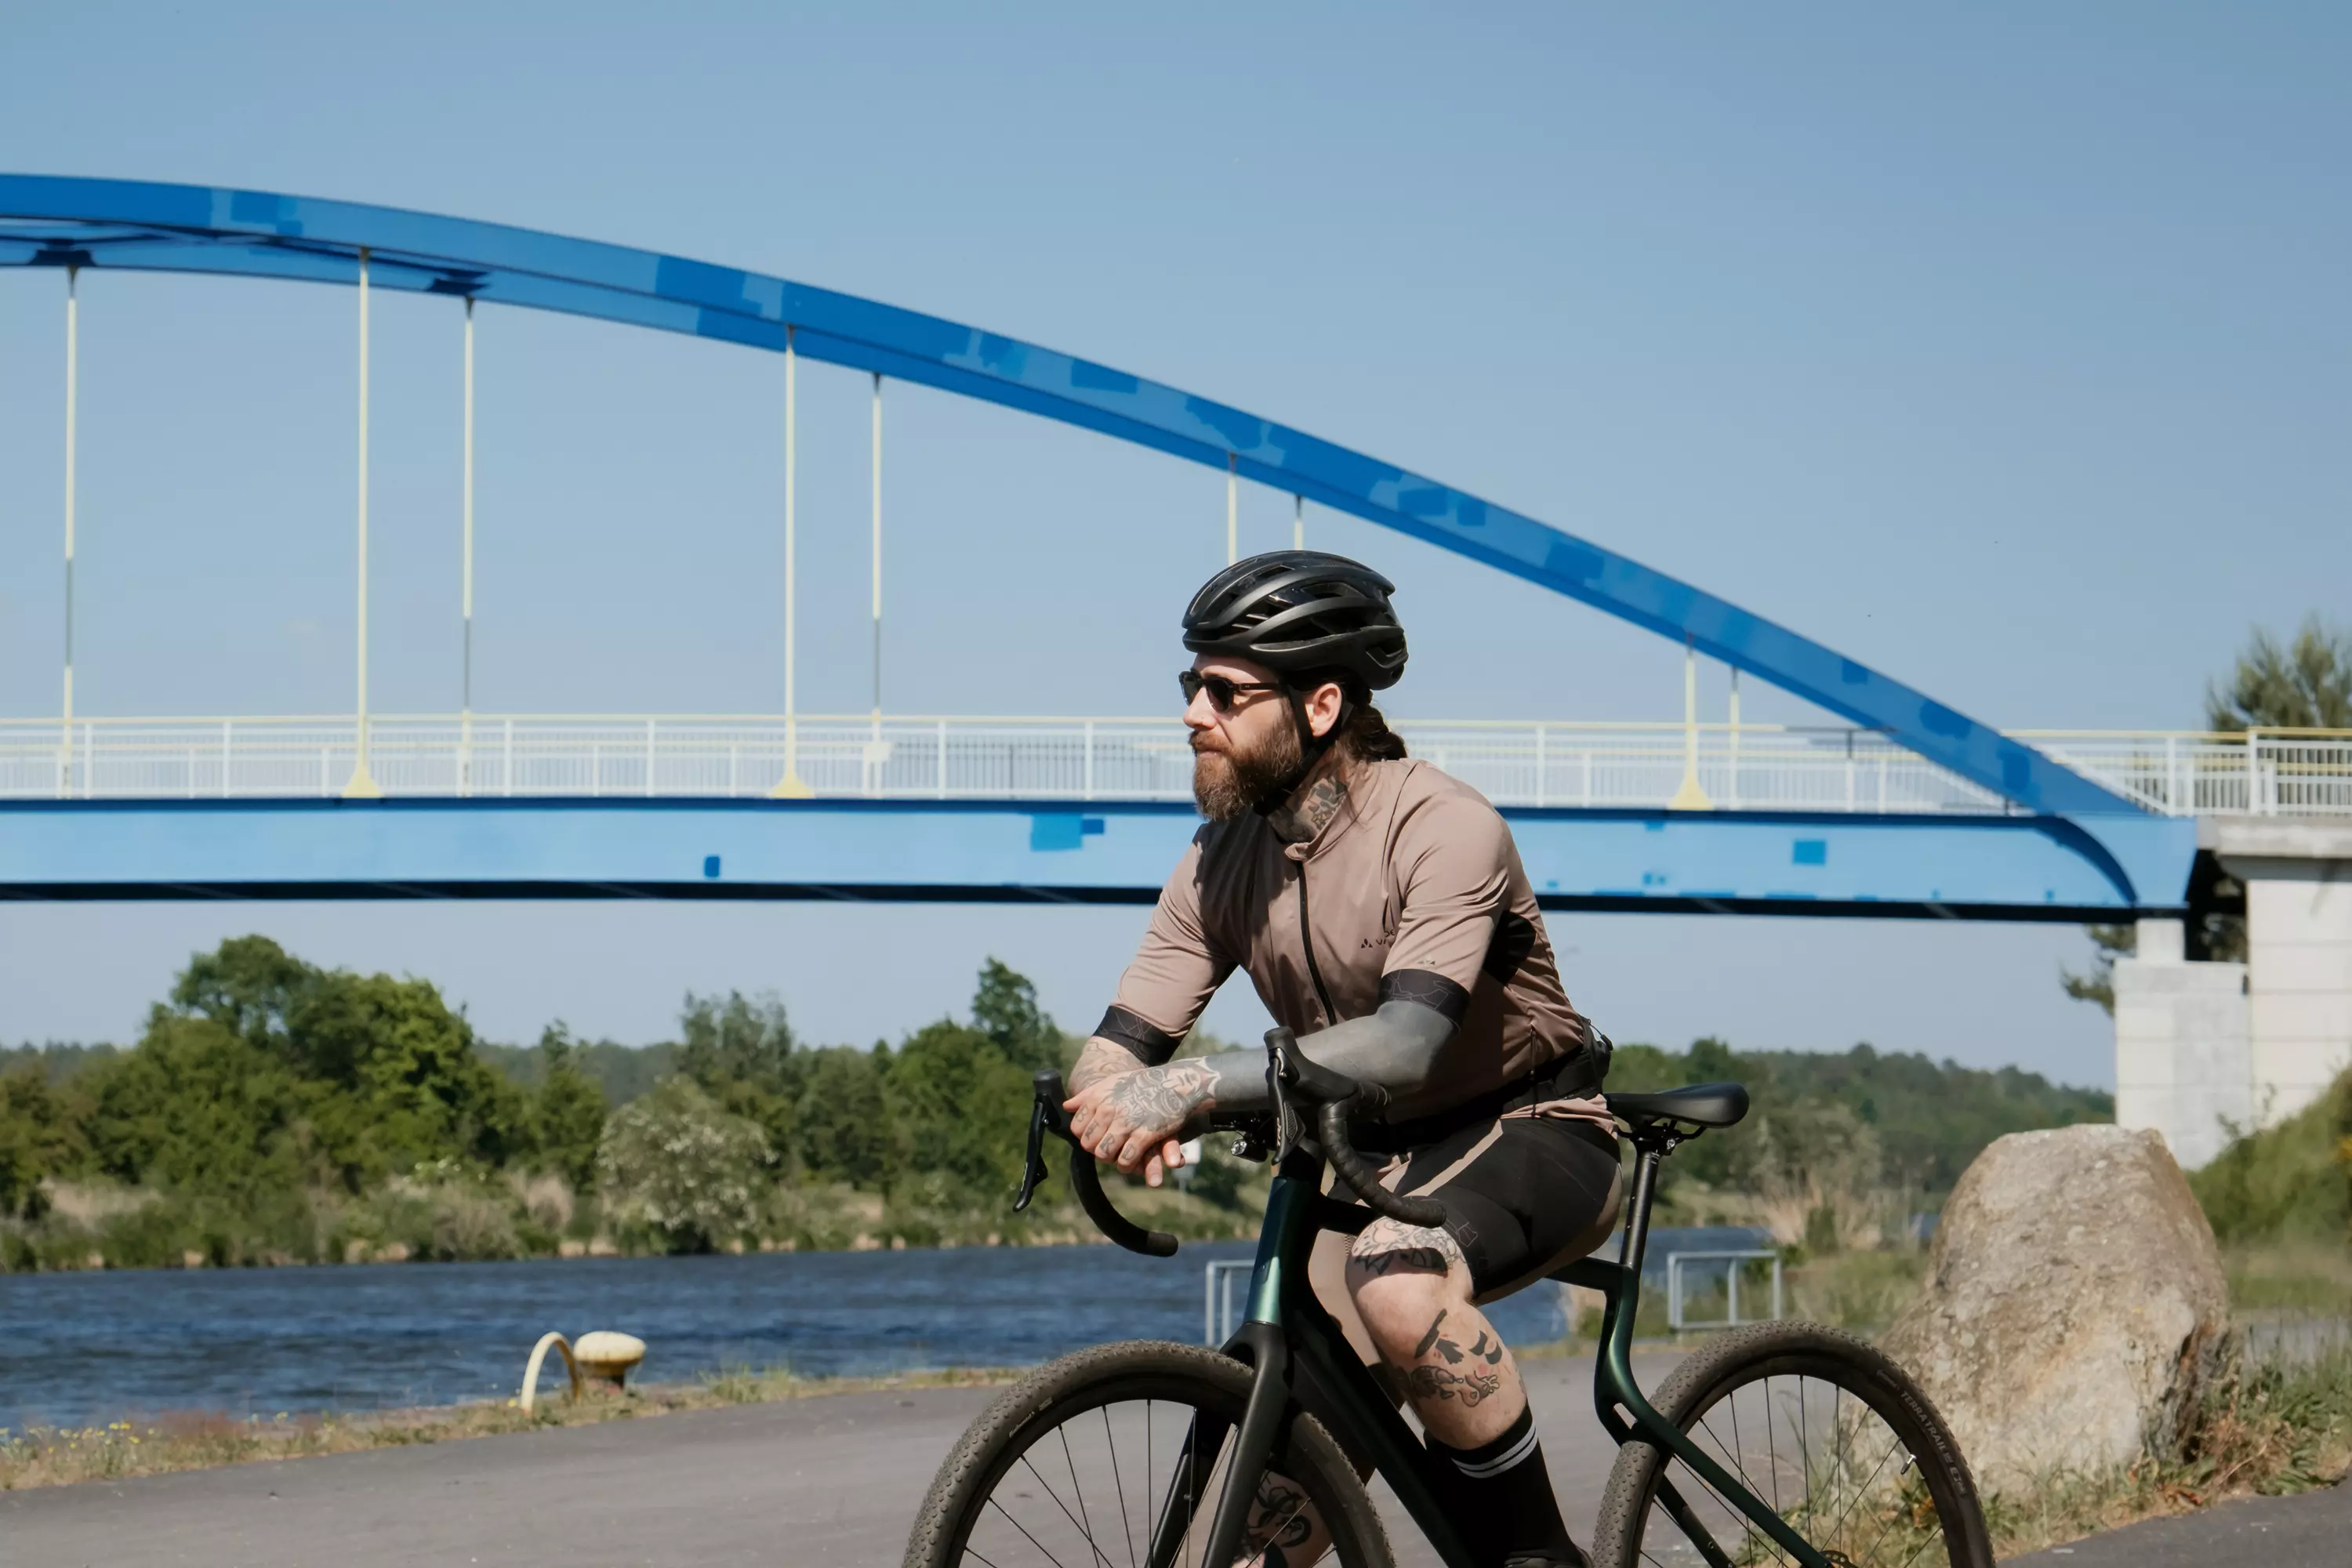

{"left": 905, "top": 1339, "right": 1395, "bottom": 1568}
{"left": 1592, "top": 1321, "right": 1992, "bottom": 1568}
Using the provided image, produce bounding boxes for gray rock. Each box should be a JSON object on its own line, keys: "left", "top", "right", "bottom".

{"left": 1878, "top": 1123, "right": 2235, "bottom": 1493}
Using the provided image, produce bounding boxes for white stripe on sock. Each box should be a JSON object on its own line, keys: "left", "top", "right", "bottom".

{"left": 1451, "top": 1421, "right": 1541, "bottom": 1480}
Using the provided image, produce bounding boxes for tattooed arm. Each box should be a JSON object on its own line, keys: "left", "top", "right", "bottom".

{"left": 1063, "top": 1055, "right": 1224, "bottom": 1184}
{"left": 1175, "top": 997, "right": 1458, "bottom": 1116}
{"left": 1066, "top": 1036, "right": 1152, "bottom": 1097}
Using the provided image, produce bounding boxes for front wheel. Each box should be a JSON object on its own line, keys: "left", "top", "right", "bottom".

{"left": 1592, "top": 1321, "right": 1992, "bottom": 1568}
{"left": 905, "top": 1339, "right": 1393, "bottom": 1568}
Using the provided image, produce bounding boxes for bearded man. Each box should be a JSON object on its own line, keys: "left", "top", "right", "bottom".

{"left": 1062, "top": 552, "right": 1621, "bottom": 1568}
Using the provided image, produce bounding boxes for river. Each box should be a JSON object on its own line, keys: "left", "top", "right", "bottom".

{"left": 0, "top": 1227, "right": 1762, "bottom": 1430}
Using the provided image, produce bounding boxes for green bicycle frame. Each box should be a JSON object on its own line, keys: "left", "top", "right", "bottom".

{"left": 1201, "top": 1140, "right": 1832, "bottom": 1568}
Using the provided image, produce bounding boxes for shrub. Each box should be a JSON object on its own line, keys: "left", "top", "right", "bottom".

{"left": 597, "top": 1076, "right": 771, "bottom": 1252}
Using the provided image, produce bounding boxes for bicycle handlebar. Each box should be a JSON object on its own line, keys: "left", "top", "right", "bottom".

{"left": 1014, "top": 1034, "right": 1450, "bottom": 1255}
{"left": 1016, "top": 1070, "right": 1178, "bottom": 1258}
{"left": 1267, "top": 1029, "right": 1448, "bottom": 1232}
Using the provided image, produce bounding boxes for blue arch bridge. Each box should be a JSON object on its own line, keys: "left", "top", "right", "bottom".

{"left": 4, "top": 176, "right": 2349, "bottom": 1161}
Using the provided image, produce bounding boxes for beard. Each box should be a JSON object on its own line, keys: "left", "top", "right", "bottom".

{"left": 1192, "top": 717, "right": 1304, "bottom": 821}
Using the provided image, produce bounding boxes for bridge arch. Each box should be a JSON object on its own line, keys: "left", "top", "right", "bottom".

{"left": 2, "top": 172, "right": 2132, "bottom": 816}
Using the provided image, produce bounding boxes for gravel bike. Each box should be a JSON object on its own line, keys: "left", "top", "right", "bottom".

{"left": 906, "top": 1029, "right": 1991, "bottom": 1568}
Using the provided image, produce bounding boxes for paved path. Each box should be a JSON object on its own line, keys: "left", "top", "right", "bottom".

{"left": 13, "top": 1352, "right": 2334, "bottom": 1567}
{"left": 2007, "top": 1480, "right": 2351, "bottom": 1568}
{"left": 0, "top": 1356, "right": 1656, "bottom": 1568}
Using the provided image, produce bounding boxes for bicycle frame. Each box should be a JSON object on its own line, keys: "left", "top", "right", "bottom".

{"left": 1018, "top": 1059, "right": 1826, "bottom": 1568}
{"left": 1197, "top": 1138, "right": 1833, "bottom": 1568}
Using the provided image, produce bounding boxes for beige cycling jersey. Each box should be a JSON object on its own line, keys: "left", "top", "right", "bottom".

{"left": 1098, "top": 757, "right": 1606, "bottom": 1127}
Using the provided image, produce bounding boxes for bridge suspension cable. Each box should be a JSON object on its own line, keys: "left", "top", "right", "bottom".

{"left": 345, "top": 246, "right": 380, "bottom": 799}
{"left": 58, "top": 264, "right": 77, "bottom": 797}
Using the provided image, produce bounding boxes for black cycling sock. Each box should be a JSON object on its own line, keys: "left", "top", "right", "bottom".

{"left": 1427, "top": 1403, "right": 1584, "bottom": 1567}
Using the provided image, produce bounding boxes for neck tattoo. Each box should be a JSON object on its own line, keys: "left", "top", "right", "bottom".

{"left": 1272, "top": 769, "right": 1348, "bottom": 844}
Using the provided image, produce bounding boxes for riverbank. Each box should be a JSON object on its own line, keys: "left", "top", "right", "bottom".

{"left": 0, "top": 1166, "right": 1271, "bottom": 1275}
{"left": 0, "top": 1364, "right": 1018, "bottom": 1493}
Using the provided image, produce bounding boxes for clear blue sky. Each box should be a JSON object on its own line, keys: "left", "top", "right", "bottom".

{"left": 0, "top": 4, "right": 2343, "bottom": 1085}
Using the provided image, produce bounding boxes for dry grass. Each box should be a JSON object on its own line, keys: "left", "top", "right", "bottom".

{"left": 0, "top": 1365, "right": 1018, "bottom": 1494}
{"left": 1984, "top": 1338, "right": 2352, "bottom": 1558}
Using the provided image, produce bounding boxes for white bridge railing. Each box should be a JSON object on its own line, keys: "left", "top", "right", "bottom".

{"left": 2, "top": 715, "right": 2348, "bottom": 816}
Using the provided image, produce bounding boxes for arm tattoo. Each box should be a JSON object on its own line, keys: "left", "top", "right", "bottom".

{"left": 1096, "top": 1059, "right": 1219, "bottom": 1127}
{"left": 1068, "top": 1036, "right": 1147, "bottom": 1095}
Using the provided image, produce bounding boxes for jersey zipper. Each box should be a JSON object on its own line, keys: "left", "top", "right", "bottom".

{"left": 1294, "top": 859, "right": 1341, "bottom": 1029}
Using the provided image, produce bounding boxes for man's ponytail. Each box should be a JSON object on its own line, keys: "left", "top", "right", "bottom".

{"left": 1338, "top": 702, "right": 1408, "bottom": 763}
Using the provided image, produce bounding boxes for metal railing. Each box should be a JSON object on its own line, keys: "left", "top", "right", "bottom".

{"left": 1205, "top": 1259, "right": 1252, "bottom": 1348}
{"left": 3, "top": 714, "right": 2348, "bottom": 816}
{"left": 1664, "top": 1250, "right": 1785, "bottom": 1332}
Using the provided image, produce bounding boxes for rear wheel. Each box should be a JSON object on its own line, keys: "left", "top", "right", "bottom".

{"left": 906, "top": 1339, "right": 1393, "bottom": 1568}
{"left": 1592, "top": 1322, "right": 1991, "bottom": 1568}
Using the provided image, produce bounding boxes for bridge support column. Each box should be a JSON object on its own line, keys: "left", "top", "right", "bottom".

{"left": 2212, "top": 818, "right": 2352, "bottom": 1131}
{"left": 2114, "top": 917, "right": 2249, "bottom": 1170}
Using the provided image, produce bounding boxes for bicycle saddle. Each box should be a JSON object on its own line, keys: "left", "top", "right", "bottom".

{"left": 1604, "top": 1082, "right": 1750, "bottom": 1130}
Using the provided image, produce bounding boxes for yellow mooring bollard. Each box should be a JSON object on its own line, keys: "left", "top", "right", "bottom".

{"left": 518, "top": 1331, "right": 583, "bottom": 1414}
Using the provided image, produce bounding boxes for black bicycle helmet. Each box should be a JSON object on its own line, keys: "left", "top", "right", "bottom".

{"left": 1181, "top": 551, "right": 1408, "bottom": 693}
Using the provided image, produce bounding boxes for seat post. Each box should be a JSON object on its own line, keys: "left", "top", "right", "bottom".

{"left": 1617, "top": 1142, "right": 1664, "bottom": 1281}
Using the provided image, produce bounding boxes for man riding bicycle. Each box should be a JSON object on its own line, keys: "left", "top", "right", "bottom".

{"left": 1064, "top": 551, "right": 1621, "bottom": 1568}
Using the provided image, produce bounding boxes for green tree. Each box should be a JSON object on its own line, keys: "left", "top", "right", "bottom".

{"left": 82, "top": 1014, "right": 309, "bottom": 1197}
{"left": 2059, "top": 923, "right": 2137, "bottom": 1014}
{"left": 677, "top": 990, "right": 800, "bottom": 1162}
{"left": 0, "top": 1062, "right": 88, "bottom": 1219}
{"left": 884, "top": 1020, "right": 1031, "bottom": 1195}
{"left": 795, "top": 1045, "right": 894, "bottom": 1187}
{"left": 104, "top": 937, "right": 532, "bottom": 1192}
{"left": 2205, "top": 616, "right": 2352, "bottom": 731}
{"left": 971, "top": 958, "right": 1064, "bottom": 1073}
{"left": 530, "top": 1025, "right": 610, "bottom": 1192}
{"left": 597, "top": 1076, "right": 771, "bottom": 1252}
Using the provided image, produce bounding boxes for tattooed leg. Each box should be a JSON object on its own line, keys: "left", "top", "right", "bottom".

{"left": 1233, "top": 1467, "right": 1330, "bottom": 1568}
{"left": 1344, "top": 1218, "right": 1528, "bottom": 1447}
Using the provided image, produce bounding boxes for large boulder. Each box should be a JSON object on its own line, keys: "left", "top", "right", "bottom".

{"left": 1878, "top": 1124, "right": 2235, "bottom": 1492}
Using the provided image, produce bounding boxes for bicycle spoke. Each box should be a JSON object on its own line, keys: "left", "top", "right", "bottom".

{"left": 1671, "top": 1421, "right": 1773, "bottom": 1568}
{"left": 1239, "top": 1489, "right": 1316, "bottom": 1568}
{"left": 1020, "top": 1452, "right": 1119, "bottom": 1568}
{"left": 1104, "top": 1406, "right": 1139, "bottom": 1568}
{"left": 1696, "top": 1410, "right": 1784, "bottom": 1566}
{"left": 1891, "top": 1515, "right": 1948, "bottom": 1568}
{"left": 1823, "top": 1427, "right": 1907, "bottom": 1552}
{"left": 1763, "top": 1377, "right": 1781, "bottom": 1523}
{"left": 1850, "top": 1454, "right": 1929, "bottom": 1568}
{"left": 1795, "top": 1379, "right": 1813, "bottom": 1532}
{"left": 1061, "top": 1428, "right": 1102, "bottom": 1567}
{"left": 989, "top": 1493, "right": 1080, "bottom": 1568}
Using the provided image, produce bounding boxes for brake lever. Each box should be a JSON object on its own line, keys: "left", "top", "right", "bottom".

{"left": 1014, "top": 1068, "right": 1178, "bottom": 1257}
{"left": 1014, "top": 1073, "right": 1056, "bottom": 1213}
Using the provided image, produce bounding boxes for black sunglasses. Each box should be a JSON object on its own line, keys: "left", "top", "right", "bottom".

{"left": 1179, "top": 670, "right": 1284, "bottom": 713}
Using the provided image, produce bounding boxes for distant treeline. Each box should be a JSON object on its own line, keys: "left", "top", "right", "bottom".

{"left": 0, "top": 938, "right": 1267, "bottom": 1272}
{"left": 2, "top": 938, "right": 2118, "bottom": 1273}
{"left": 1606, "top": 1036, "right": 2112, "bottom": 1200}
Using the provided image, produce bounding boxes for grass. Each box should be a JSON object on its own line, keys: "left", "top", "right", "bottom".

{"left": 0, "top": 1364, "right": 1018, "bottom": 1493}
{"left": 1982, "top": 1337, "right": 2352, "bottom": 1557}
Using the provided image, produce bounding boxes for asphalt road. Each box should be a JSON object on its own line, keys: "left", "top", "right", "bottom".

{"left": 2005, "top": 1481, "right": 2352, "bottom": 1568}
{"left": 5, "top": 1352, "right": 2336, "bottom": 1567}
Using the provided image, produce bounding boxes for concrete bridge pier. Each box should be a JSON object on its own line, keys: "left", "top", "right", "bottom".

{"left": 2116, "top": 818, "right": 2352, "bottom": 1167}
